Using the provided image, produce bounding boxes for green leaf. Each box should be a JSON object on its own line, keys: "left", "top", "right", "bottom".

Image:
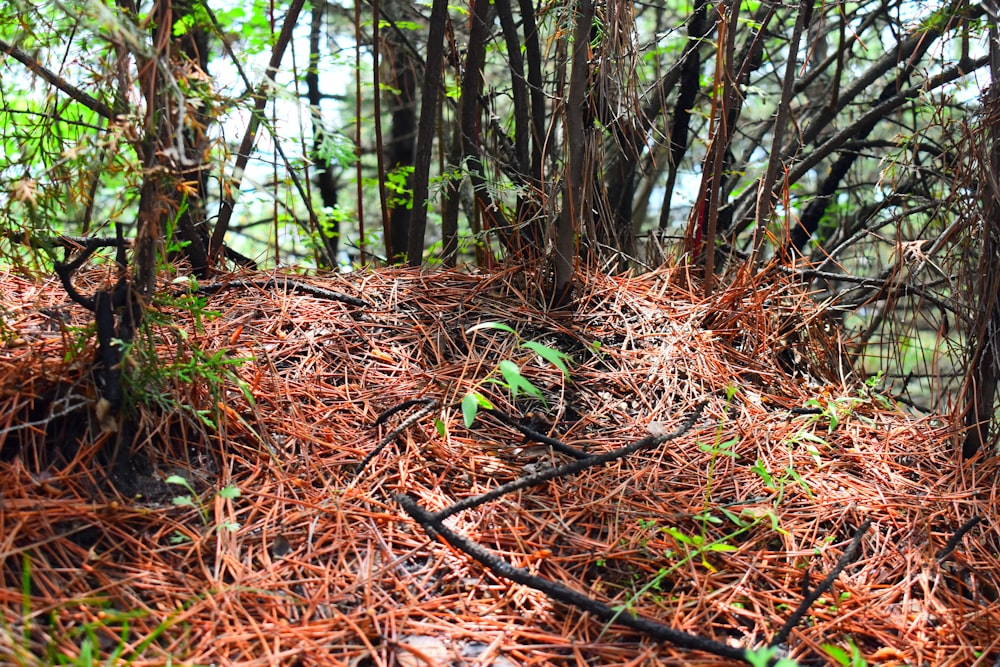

{"left": 520, "top": 341, "right": 572, "bottom": 379}
{"left": 751, "top": 458, "right": 774, "bottom": 487}
{"left": 165, "top": 475, "right": 193, "bottom": 493}
{"left": 462, "top": 392, "right": 479, "bottom": 427}
{"left": 498, "top": 359, "right": 523, "bottom": 386}
{"left": 785, "top": 466, "right": 815, "bottom": 499}
{"left": 827, "top": 402, "right": 839, "bottom": 431}
{"left": 462, "top": 391, "right": 492, "bottom": 427}
{"left": 218, "top": 485, "right": 240, "bottom": 500}
{"left": 665, "top": 527, "right": 694, "bottom": 545}
{"left": 466, "top": 321, "right": 517, "bottom": 336}
{"left": 791, "top": 430, "right": 828, "bottom": 446}
{"left": 719, "top": 507, "right": 749, "bottom": 528}
{"left": 821, "top": 644, "right": 851, "bottom": 666}
{"left": 744, "top": 646, "right": 777, "bottom": 667}
{"left": 498, "top": 360, "right": 544, "bottom": 401}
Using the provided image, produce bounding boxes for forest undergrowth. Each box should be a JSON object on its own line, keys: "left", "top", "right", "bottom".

{"left": 0, "top": 263, "right": 996, "bottom": 666}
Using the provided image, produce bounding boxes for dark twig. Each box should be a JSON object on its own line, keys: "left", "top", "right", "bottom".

{"left": 432, "top": 404, "right": 706, "bottom": 523}
{"left": 5, "top": 231, "right": 127, "bottom": 252}
{"left": 356, "top": 398, "right": 438, "bottom": 474}
{"left": 397, "top": 493, "right": 752, "bottom": 663}
{"left": 52, "top": 226, "right": 142, "bottom": 433}
{"left": 480, "top": 407, "right": 590, "bottom": 459}
{"left": 373, "top": 398, "right": 437, "bottom": 427}
{"left": 770, "top": 518, "right": 872, "bottom": 647}
{"left": 54, "top": 242, "right": 102, "bottom": 312}
{"left": 936, "top": 515, "right": 982, "bottom": 563}
{"left": 0, "top": 39, "right": 117, "bottom": 119}
{"left": 186, "top": 277, "right": 370, "bottom": 308}
{"left": 6, "top": 231, "right": 257, "bottom": 269}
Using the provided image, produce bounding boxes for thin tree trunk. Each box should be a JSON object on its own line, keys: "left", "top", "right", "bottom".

{"left": 658, "top": 0, "right": 711, "bottom": 232}
{"left": 440, "top": 0, "right": 493, "bottom": 266}
{"left": 383, "top": 33, "right": 417, "bottom": 263}
{"left": 519, "top": 0, "right": 546, "bottom": 207}
{"left": 962, "top": 1, "right": 1000, "bottom": 458}
{"left": 209, "top": 0, "right": 306, "bottom": 264}
{"left": 407, "top": 0, "right": 448, "bottom": 266}
{"left": 307, "top": 3, "right": 339, "bottom": 268}
{"left": 749, "top": 0, "right": 808, "bottom": 263}
{"left": 495, "top": 0, "right": 535, "bottom": 255}
{"left": 554, "top": 0, "right": 594, "bottom": 304}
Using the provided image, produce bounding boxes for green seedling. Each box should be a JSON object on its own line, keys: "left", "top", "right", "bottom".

{"left": 603, "top": 512, "right": 765, "bottom": 638}
{"left": 751, "top": 457, "right": 814, "bottom": 504}
{"left": 695, "top": 384, "right": 741, "bottom": 547}
{"left": 787, "top": 429, "right": 827, "bottom": 467}
{"left": 166, "top": 475, "right": 241, "bottom": 530}
{"left": 9, "top": 554, "right": 187, "bottom": 666}
{"left": 461, "top": 322, "right": 574, "bottom": 427}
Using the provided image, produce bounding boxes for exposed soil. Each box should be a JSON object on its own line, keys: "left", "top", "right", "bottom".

{"left": 0, "top": 264, "right": 997, "bottom": 666}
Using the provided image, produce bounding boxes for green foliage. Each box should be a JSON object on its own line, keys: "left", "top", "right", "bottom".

{"left": 166, "top": 474, "right": 241, "bottom": 530}
{"left": 384, "top": 165, "right": 415, "bottom": 209}
{"left": 461, "top": 390, "right": 493, "bottom": 428}
{"left": 3, "top": 554, "right": 187, "bottom": 666}
{"left": 214, "top": 1, "right": 278, "bottom": 53}
{"left": 696, "top": 384, "right": 741, "bottom": 542}
{"left": 312, "top": 131, "right": 357, "bottom": 170}
{"left": 750, "top": 457, "right": 813, "bottom": 506}
{"left": 377, "top": 19, "right": 422, "bottom": 31}
{"left": 124, "top": 291, "right": 256, "bottom": 435}
{"left": 604, "top": 510, "right": 768, "bottom": 633}
{"left": 801, "top": 396, "right": 862, "bottom": 433}
{"left": 822, "top": 637, "right": 868, "bottom": 667}
{"left": 745, "top": 646, "right": 799, "bottom": 667}
{"left": 460, "top": 322, "right": 574, "bottom": 427}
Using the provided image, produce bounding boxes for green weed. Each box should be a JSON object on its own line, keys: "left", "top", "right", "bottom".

{"left": 460, "top": 322, "right": 574, "bottom": 427}
{"left": 2, "top": 554, "right": 189, "bottom": 666}
{"left": 166, "top": 475, "right": 241, "bottom": 531}
{"left": 822, "top": 637, "right": 868, "bottom": 666}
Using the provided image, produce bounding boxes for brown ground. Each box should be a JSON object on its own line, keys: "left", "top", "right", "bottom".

{"left": 0, "top": 264, "right": 997, "bottom": 666}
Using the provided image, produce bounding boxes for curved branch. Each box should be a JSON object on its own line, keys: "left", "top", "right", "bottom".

{"left": 0, "top": 39, "right": 116, "bottom": 119}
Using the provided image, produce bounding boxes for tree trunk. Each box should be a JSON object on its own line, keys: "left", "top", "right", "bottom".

{"left": 307, "top": 3, "right": 340, "bottom": 268}
{"left": 381, "top": 1, "right": 418, "bottom": 263}
{"left": 407, "top": 0, "right": 448, "bottom": 266}
{"left": 962, "top": 2, "right": 1000, "bottom": 459}
{"left": 554, "top": 0, "right": 594, "bottom": 304}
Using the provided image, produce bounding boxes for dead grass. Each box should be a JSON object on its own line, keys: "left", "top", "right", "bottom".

{"left": 0, "top": 263, "right": 998, "bottom": 666}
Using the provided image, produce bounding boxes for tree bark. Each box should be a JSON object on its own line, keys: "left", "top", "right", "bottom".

{"left": 554, "top": 0, "right": 594, "bottom": 304}
{"left": 307, "top": 3, "right": 340, "bottom": 268}
{"left": 407, "top": 0, "right": 448, "bottom": 266}
{"left": 962, "top": 1, "right": 1000, "bottom": 458}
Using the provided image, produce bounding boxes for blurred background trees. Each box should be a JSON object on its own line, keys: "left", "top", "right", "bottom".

{"left": 1, "top": 0, "right": 998, "bottom": 451}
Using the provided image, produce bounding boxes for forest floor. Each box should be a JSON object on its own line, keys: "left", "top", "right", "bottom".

{"left": 0, "top": 263, "right": 997, "bottom": 666}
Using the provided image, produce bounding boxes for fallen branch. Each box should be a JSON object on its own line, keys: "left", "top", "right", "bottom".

{"left": 431, "top": 403, "right": 706, "bottom": 521}
{"left": 397, "top": 492, "right": 752, "bottom": 663}
{"left": 188, "top": 277, "right": 369, "bottom": 307}
{"left": 356, "top": 398, "right": 439, "bottom": 474}
{"left": 936, "top": 515, "right": 982, "bottom": 564}
{"left": 480, "top": 406, "right": 591, "bottom": 459}
{"left": 770, "top": 518, "right": 872, "bottom": 647}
